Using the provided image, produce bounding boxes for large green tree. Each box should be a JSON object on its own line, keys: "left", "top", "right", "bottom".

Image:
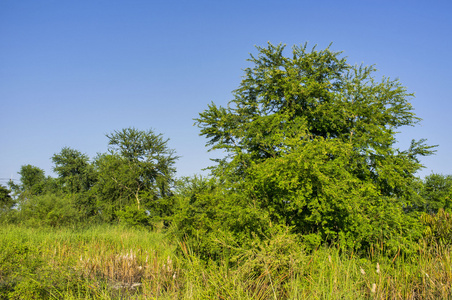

{"left": 193, "top": 43, "right": 435, "bottom": 251}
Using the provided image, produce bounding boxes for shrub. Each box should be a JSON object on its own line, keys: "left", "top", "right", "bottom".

{"left": 116, "top": 205, "right": 153, "bottom": 228}
{"left": 17, "top": 194, "right": 81, "bottom": 227}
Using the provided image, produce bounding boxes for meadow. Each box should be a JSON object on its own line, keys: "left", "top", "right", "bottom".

{"left": 2, "top": 44, "right": 452, "bottom": 299}
{"left": 1, "top": 223, "right": 451, "bottom": 299}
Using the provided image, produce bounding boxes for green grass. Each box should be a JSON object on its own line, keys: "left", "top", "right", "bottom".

{"left": 0, "top": 224, "right": 178, "bottom": 299}
{"left": 1, "top": 224, "right": 451, "bottom": 299}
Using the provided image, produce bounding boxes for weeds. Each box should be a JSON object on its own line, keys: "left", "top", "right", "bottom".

{"left": 1, "top": 224, "right": 451, "bottom": 299}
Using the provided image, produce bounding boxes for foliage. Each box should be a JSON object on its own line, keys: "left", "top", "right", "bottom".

{"left": 245, "top": 138, "right": 424, "bottom": 253}
{"left": 106, "top": 127, "right": 178, "bottom": 199}
{"left": 51, "top": 147, "right": 99, "bottom": 220}
{"left": 193, "top": 42, "right": 434, "bottom": 253}
{"left": 1, "top": 223, "right": 452, "bottom": 299}
{"left": 51, "top": 147, "right": 97, "bottom": 194}
{"left": 0, "top": 239, "right": 45, "bottom": 299}
{"left": 0, "top": 185, "right": 14, "bottom": 212}
{"left": 170, "top": 175, "right": 277, "bottom": 259}
{"left": 116, "top": 205, "right": 153, "bottom": 228}
{"left": 421, "top": 208, "right": 452, "bottom": 246}
{"left": 17, "top": 165, "right": 46, "bottom": 193}
{"left": 9, "top": 165, "right": 49, "bottom": 198}
{"left": 15, "top": 193, "right": 81, "bottom": 227}
{"left": 0, "top": 185, "right": 17, "bottom": 224}
{"left": 0, "top": 236, "right": 86, "bottom": 300}
{"left": 0, "top": 224, "right": 177, "bottom": 299}
{"left": 421, "top": 174, "right": 452, "bottom": 213}
{"left": 93, "top": 127, "right": 178, "bottom": 224}
{"left": 1, "top": 41, "right": 450, "bottom": 299}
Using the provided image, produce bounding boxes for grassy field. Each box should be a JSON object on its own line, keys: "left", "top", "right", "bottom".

{"left": 1, "top": 224, "right": 451, "bottom": 299}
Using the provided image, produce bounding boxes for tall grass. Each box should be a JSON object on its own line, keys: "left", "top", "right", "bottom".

{"left": 0, "top": 224, "right": 178, "bottom": 299}
{"left": 1, "top": 224, "right": 451, "bottom": 299}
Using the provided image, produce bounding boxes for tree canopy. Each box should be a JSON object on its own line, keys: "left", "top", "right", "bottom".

{"left": 9, "top": 165, "right": 49, "bottom": 198}
{"left": 192, "top": 43, "right": 435, "bottom": 251}
{"left": 93, "top": 127, "right": 178, "bottom": 224}
{"left": 52, "top": 147, "right": 96, "bottom": 194}
{"left": 0, "top": 185, "right": 14, "bottom": 212}
{"left": 419, "top": 174, "right": 452, "bottom": 213}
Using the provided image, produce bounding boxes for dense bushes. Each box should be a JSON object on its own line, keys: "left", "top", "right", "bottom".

{"left": 16, "top": 194, "right": 82, "bottom": 227}
{"left": 2, "top": 128, "right": 178, "bottom": 228}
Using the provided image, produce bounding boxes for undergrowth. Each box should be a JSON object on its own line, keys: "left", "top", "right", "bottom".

{"left": 0, "top": 224, "right": 451, "bottom": 299}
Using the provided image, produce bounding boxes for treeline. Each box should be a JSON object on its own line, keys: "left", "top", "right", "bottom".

{"left": 1, "top": 127, "right": 177, "bottom": 228}
{"left": 2, "top": 43, "right": 452, "bottom": 260}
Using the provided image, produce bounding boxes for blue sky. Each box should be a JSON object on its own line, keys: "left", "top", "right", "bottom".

{"left": 1, "top": 0, "right": 451, "bottom": 184}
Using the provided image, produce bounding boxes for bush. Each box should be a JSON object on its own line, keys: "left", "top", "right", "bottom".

{"left": 421, "top": 174, "right": 452, "bottom": 213}
{"left": 16, "top": 194, "right": 82, "bottom": 227}
{"left": 116, "top": 205, "right": 153, "bottom": 228}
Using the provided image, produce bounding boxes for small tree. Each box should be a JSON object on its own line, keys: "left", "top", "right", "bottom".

{"left": 93, "top": 128, "right": 178, "bottom": 224}
{"left": 0, "top": 184, "right": 16, "bottom": 223}
{"left": 0, "top": 185, "right": 14, "bottom": 212}
{"left": 420, "top": 174, "right": 452, "bottom": 213}
{"left": 10, "top": 165, "right": 49, "bottom": 199}
{"left": 52, "top": 147, "right": 96, "bottom": 194}
{"left": 51, "top": 147, "right": 98, "bottom": 219}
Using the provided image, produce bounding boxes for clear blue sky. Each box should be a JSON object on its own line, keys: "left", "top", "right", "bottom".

{"left": 1, "top": 0, "right": 451, "bottom": 184}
